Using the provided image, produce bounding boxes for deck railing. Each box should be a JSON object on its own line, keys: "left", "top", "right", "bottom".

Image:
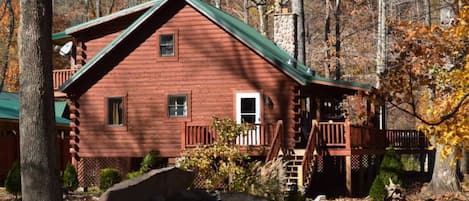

{"left": 302, "top": 120, "right": 319, "bottom": 187}
{"left": 313, "top": 121, "right": 428, "bottom": 151}
{"left": 181, "top": 122, "right": 273, "bottom": 150}
{"left": 53, "top": 69, "right": 78, "bottom": 90}
{"left": 386, "top": 130, "right": 429, "bottom": 150}
{"left": 318, "top": 122, "right": 347, "bottom": 147}
{"left": 265, "top": 120, "right": 284, "bottom": 161}
{"left": 350, "top": 125, "right": 387, "bottom": 149}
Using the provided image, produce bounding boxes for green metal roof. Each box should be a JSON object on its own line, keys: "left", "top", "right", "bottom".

{"left": 52, "top": 31, "right": 71, "bottom": 41}
{"left": 0, "top": 92, "right": 70, "bottom": 125}
{"left": 65, "top": 0, "right": 158, "bottom": 35}
{"left": 59, "top": 0, "right": 371, "bottom": 93}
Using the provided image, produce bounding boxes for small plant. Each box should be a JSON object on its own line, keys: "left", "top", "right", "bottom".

{"left": 369, "top": 147, "right": 404, "bottom": 201}
{"left": 63, "top": 163, "right": 79, "bottom": 192}
{"left": 4, "top": 161, "right": 21, "bottom": 199}
{"left": 99, "top": 168, "right": 121, "bottom": 191}
{"left": 126, "top": 150, "right": 163, "bottom": 179}
{"left": 140, "top": 150, "right": 163, "bottom": 172}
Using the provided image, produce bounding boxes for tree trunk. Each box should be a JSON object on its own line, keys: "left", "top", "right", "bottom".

{"left": 334, "top": 0, "right": 340, "bottom": 80}
{"left": 215, "top": 0, "right": 221, "bottom": 9}
{"left": 292, "top": 0, "right": 305, "bottom": 64}
{"left": 429, "top": 144, "right": 462, "bottom": 193}
{"left": 18, "top": 0, "right": 60, "bottom": 201}
{"left": 96, "top": 0, "right": 101, "bottom": 17}
{"left": 424, "top": 0, "right": 431, "bottom": 26}
{"left": 257, "top": 1, "right": 267, "bottom": 35}
{"left": 440, "top": 0, "right": 456, "bottom": 28}
{"left": 0, "top": 0, "right": 14, "bottom": 91}
{"left": 243, "top": 0, "right": 249, "bottom": 23}
{"left": 376, "top": 0, "right": 386, "bottom": 80}
{"left": 324, "top": 0, "right": 331, "bottom": 78}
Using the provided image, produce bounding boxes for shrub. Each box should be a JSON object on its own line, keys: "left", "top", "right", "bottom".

{"left": 126, "top": 150, "right": 163, "bottom": 179}
{"left": 369, "top": 147, "right": 404, "bottom": 201}
{"left": 140, "top": 150, "right": 163, "bottom": 172}
{"left": 4, "top": 161, "right": 21, "bottom": 197}
{"left": 63, "top": 163, "right": 79, "bottom": 192}
{"left": 99, "top": 168, "right": 121, "bottom": 191}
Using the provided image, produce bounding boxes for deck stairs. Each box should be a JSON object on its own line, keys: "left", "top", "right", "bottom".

{"left": 282, "top": 148, "right": 317, "bottom": 192}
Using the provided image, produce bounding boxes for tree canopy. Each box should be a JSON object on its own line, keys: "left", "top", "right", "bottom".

{"left": 380, "top": 6, "right": 469, "bottom": 159}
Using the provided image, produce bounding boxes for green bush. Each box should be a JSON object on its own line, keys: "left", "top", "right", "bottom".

{"left": 63, "top": 163, "right": 79, "bottom": 192}
{"left": 140, "top": 150, "right": 162, "bottom": 172}
{"left": 369, "top": 147, "right": 404, "bottom": 201}
{"left": 126, "top": 150, "right": 163, "bottom": 179}
{"left": 4, "top": 161, "right": 21, "bottom": 197}
{"left": 126, "top": 170, "right": 142, "bottom": 179}
{"left": 99, "top": 168, "right": 121, "bottom": 191}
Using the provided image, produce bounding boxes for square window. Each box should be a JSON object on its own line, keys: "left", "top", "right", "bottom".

{"left": 107, "top": 97, "right": 124, "bottom": 126}
{"left": 168, "top": 95, "right": 187, "bottom": 117}
{"left": 159, "top": 34, "right": 174, "bottom": 57}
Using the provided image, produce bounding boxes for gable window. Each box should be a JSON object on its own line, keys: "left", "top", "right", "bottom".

{"left": 107, "top": 97, "right": 124, "bottom": 126}
{"left": 159, "top": 34, "right": 175, "bottom": 57}
{"left": 168, "top": 95, "right": 187, "bottom": 117}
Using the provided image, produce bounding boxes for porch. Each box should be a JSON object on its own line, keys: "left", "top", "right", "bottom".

{"left": 180, "top": 121, "right": 285, "bottom": 157}
{"left": 301, "top": 120, "right": 433, "bottom": 197}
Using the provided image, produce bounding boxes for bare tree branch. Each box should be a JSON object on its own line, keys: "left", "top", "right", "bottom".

{"left": 389, "top": 92, "right": 469, "bottom": 126}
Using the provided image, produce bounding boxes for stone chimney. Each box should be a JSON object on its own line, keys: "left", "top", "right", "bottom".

{"left": 274, "top": 13, "right": 297, "bottom": 58}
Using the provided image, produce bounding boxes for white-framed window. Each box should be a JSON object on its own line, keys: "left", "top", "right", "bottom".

{"left": 168, "top": 94, "right": 187, "bottom": 117}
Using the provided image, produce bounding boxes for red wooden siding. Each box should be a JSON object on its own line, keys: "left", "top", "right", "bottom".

{"left": 75, "top": 3, "right": 297, "bottom": 158}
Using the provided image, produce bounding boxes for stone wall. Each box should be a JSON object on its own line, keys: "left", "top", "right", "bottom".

{"left": 274, "top": 13, "right": 296, "bottom": 57}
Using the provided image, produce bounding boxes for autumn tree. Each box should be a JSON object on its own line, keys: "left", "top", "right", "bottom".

{"left": 19, "top": 0, "right": 61, "bottom": 200}
{"left": 379, "top": 6, "right": 469, "bottom": 193}
{"left": 0, "top": 0, "right": 19, "bottom": 92}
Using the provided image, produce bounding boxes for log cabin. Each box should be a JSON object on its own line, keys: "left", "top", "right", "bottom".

{"left": 53, "top": 0, "right": 433, "bottom": 196}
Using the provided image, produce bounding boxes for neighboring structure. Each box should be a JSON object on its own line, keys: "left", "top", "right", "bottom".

{"left": 52, "top": 0, "right": 431, "bottom": 196}
{"left": 0, "top": 91, "right": 71, "bottom": 184}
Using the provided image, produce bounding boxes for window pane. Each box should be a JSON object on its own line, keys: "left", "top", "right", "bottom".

{"left": 241, "top": 115, "right": 255, "bottom": 123}
{"left": 241, "top": 98, "right": 256, "bottom": 113}
{"left": 107, "top": 97, "right": 123, "bottom": 125}
{"left": 168, "top": 95, "right": 187, "bottom": 117}
{"left": 160, "top": 34, "right": 174, "bottom": 57}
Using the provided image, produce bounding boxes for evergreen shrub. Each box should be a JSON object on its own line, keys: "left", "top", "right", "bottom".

{"left": 99, "top": 168, "right": 121, "bottom": 191}
{"left": 369, "top": 147, "right": 404, "bottom": 201}
{"left": 4, "top": 161, "right": 21, "bottom": 197}
{"left": 63, "top": 163, "right": 79, "bottom": 192}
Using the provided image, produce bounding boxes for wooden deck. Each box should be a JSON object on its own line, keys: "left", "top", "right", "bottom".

{"left": 312, "top": 121, "right": 431, "bottom": 156}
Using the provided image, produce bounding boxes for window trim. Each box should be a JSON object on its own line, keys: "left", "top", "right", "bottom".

{"left": 165, "top": 91, "right": 191, "bottom": 121}
{"left": 156, "top": 29, "right": 178, "bottom": 61}
{"left": 104, "top": 95, "right": 127, "bottom": 130}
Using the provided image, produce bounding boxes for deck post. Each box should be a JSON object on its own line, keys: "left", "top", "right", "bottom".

{"left": 345, "top": 155, "right": 352, "bottom": 196}
{"left": 181, "top": 122, "right": 186, "bottom": 151}
{"left": 345, "top": 119, "right": 351, "bottom": 150}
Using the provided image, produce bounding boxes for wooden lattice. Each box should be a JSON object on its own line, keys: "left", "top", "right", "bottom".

{"left": 77, "top": 157, "right": 131, "bottom": 187}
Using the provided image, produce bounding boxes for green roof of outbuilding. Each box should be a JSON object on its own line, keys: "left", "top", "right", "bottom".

{"left": 52, "top": 31, "right": 71, "bottom": 41}
{"left": 59, "top": 0, "right": 371, "bottom": 93}
{"left": 0, "top": 92, "right": 70, "bottom": 125}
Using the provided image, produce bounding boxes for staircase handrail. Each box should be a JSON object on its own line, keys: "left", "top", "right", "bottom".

{"left": 265, "top": 120, "right": 284, "bottom": 162}
{"left": 302, "top": 120, "right": 319, "bottom": 187}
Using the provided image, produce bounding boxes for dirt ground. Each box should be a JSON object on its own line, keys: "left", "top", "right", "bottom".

{"left": 0, "top": 175, "right": 468, "bottom": 201}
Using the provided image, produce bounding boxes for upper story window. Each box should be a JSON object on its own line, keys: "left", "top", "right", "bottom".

{"left": 159, "top": 34, "right": 175, "bottom": 57}
{"left": 107, "top": 97, "right": 124, "bottom": 126}
{"left": 168, "top": 95, "right": 187, "bottom": 118}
